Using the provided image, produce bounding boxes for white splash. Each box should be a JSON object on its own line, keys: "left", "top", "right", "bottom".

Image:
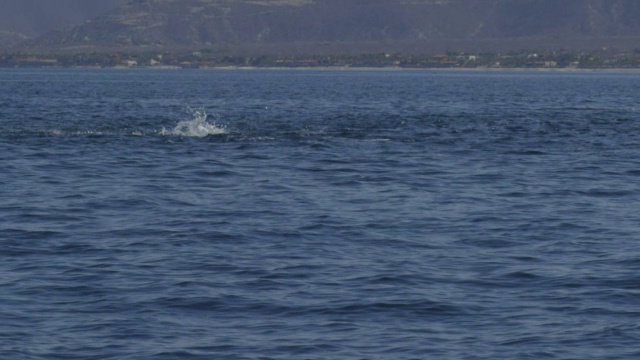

{"left": 161, "top": 108, "right": 226, "bottom": 137}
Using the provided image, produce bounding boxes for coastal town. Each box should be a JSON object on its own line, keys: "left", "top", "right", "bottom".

{"left": 2, "top": 48, "right": 640, "bottom": 70}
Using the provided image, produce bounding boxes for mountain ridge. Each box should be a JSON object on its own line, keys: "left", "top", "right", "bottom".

{"left": 15, "top": 0, "right": 640, "bottom": 54}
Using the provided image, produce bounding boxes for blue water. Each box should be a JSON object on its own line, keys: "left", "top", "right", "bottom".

{"left": 2, "top": 68, "right": 640, "bottom": 359}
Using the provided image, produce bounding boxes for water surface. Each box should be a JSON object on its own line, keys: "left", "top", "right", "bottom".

{"left": 1, "top": 69, "right": 640, "bottom": 359}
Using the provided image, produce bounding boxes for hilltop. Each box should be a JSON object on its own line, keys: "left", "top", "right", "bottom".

{"left": 14, "top": 0, "right": 640, "bottom": 54}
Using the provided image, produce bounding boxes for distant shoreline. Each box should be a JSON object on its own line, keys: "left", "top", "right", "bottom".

{"left": 4, "top": 47, "right": 640, "bottom": 71}
{"left": 4, "top": 65, "right": 640, "bottom": 73}
{"left": 200, "top": 66, "right": 640, "bottom": 73}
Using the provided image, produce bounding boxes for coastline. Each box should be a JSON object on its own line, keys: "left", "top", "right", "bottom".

{"left": 3, "top": 65, "right": 640, "bottom": 73}
{"left": 199, "top": 66, "right": 640, "bottom": 73}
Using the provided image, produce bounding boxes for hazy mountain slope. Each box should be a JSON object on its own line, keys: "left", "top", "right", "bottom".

{"left": 0, "top": 30, "right": 29, "bottom": 49}
{"left": 23, "top": 0, "right": 640, "bottom": 53}
{"left": 479, "top": 0, "right": 640, "bottom": 38}
{"left": 0, "top": 0, "right": 125, "bottom": 37}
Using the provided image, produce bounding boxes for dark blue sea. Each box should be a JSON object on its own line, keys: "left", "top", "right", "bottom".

{"left": 2, "top": 68, "right": 640, "bottom": 359}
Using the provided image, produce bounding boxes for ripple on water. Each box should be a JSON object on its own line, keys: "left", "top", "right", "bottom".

{"left": 2, "top": 69, "right": 640, "bottom": 359}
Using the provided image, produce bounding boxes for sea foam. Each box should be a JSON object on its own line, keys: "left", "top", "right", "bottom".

{"left": 162, "top": 108, "right": 226, "bottom": 137}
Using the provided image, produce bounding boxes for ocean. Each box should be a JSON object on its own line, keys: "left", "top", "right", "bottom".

{"left": 1, "top": 68, "right": 640, "bottom": 359}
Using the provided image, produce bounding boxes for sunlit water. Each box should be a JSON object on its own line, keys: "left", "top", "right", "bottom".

{"left": 1, "top": 69, "right": 640, "bottom": 359}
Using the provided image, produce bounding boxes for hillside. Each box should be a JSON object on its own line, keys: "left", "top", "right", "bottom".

{"left": 19, "top": 0, "right": 640, "bottom": 54}
{"left": 0, "top": 0, "right": 125, "bottom": 38}
{"left": 0, "top": 31, "right": 29, "bottom": 49}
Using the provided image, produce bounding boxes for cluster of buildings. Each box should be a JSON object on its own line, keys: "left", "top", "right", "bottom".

{"left": 2, "top": 49, "right": 640, "bottom": 69}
